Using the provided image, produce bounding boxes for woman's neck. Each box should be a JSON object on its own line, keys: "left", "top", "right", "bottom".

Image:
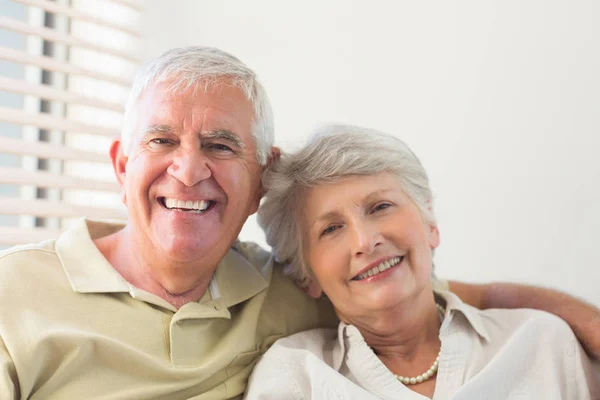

{"left": 346, "top": 291, "right": 443, "bottom": 391}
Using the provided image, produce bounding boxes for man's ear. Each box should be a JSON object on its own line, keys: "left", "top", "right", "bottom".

{"left": 259, "top": 146, "right": 281, "bottom": 197}
{"left": 265, "top": 146, "right": 281, "bottom": 169}
{"left": 249, "top": 146, "right": 282, "bottom": 215}
{"left": 109, "top": 138, "right": 128, "bottom": 204}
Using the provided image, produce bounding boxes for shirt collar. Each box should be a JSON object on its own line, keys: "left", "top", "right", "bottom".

{"left": 56, "top": 218, "right": 130, "bottom": 293}
{"left": 330, "top": 289, "right": 491, "bottom": 371}
{"left": 332, "top": 323, "right": 350, "bottom": 371}
{"left": 57, "top": 218, "right": 269, "bottom": 310}
{"left": 210, "top": 240, "right": 269, "bottom": 309}
{"left": 436, "top": 290, "right": 491, "bottom": 342}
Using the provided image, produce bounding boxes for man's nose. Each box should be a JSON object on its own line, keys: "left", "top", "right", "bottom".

{"left": 351, "top": 221, "right": 383, "bottom": 257}
{"left": 167, "top": 148, "right": 212, "bottom": 187}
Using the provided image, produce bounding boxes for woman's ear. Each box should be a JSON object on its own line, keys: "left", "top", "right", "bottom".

{"left": 305, "top": 279, "right": 324, "bottom": 299}
{"left": 429, "top": 224, "right": 440, "bottom": 249}
{"left": 284, "top": 264, "right": 324, "bottom": 298}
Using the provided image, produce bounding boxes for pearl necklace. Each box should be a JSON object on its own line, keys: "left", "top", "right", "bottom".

{"left": 395, "top": 303, "right": 445, "bottom": 386}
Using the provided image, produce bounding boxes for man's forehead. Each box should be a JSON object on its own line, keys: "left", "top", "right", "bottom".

{"left": 137, "top": 81, "right": 253, "bottom": 121}
{"left": 140, "top": 79, "right": 250, "bottom": 106}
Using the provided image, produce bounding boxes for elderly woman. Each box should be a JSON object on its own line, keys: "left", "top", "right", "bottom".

{"left": 245, "top": 124, "right": 599, "bottom": 399}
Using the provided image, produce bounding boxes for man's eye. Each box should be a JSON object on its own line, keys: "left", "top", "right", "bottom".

{"left": 149, "top": 138, "right": 172, "bottom": 145}
{"left": 206, "top": 143, "right": 234, "bottom": 152}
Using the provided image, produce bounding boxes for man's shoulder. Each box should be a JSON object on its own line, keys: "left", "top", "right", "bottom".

{"left": 230, "top": 239, "right": 337, "bottom": 334}
{"left": 0, "top": 240, "right": 58, "bottom": 269}
{"left": 0, "top": 240, "right": 63, "bottom": 298}
{"left": 231, "top": 240, "right": 273, "bottom": 277}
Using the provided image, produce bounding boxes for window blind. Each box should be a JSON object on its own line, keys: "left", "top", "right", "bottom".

{"left": 0, "top": 0, "right": 142, "bottom": 247}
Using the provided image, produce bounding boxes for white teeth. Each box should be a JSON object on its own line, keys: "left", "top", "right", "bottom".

{"left": 198, "top": 200, "right": 209, "bottom": 211}
{"left": 355, "top": 256, "right": 403, "bottom": 281}
{"left": 163, "top": 197, "right": 212, "bottom": 212}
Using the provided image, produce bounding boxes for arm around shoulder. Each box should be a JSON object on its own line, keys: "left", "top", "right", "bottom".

{"left": 448, "top": 280, "right": 600, "bottom": 360}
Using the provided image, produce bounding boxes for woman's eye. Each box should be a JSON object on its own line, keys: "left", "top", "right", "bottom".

{"left": 373, "top": 203, "right": 391, "bottom": 212}
{"left": 321, "top": 225, "right": 339, "bottom": 236}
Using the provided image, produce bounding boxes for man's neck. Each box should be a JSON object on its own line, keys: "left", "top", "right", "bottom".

{"left": 94, "top": 229, "right": 214, "bottom": 309}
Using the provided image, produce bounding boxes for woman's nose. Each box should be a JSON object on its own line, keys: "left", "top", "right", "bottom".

{"left": 351, "top": 222, "right": 384, "bottom": 257}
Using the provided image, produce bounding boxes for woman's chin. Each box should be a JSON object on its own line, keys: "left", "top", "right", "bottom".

{"left": 350, "top": 285, "right": 415, "bottom": 314}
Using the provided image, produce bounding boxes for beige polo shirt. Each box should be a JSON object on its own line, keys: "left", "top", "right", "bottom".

{"left": 0, "top": 219, "right": 336, "bottom": 400}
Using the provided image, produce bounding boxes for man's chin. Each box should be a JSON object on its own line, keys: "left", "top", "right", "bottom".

{"left": 148, "top": 229, "right": 217, "bottom": 259}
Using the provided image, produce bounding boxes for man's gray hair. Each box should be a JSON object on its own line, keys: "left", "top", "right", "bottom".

{"left": 122, "top": 46, "right": 274, "bottom": 164}
{"left": 258, "top": 123, "right": 436, "bottom": 283}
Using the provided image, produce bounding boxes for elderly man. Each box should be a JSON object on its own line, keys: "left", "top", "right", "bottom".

{"left": 0, "top": 46, "right": 598, "bottom": 399}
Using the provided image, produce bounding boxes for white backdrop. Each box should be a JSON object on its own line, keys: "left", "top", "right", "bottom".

{"left": 140, "top": 1, "right": 600, "bottom": 304}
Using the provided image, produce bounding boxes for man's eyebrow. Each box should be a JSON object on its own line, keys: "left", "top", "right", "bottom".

{"left": 144, "top": 124, "right": 172, "bottom": 135}
{"left": 202, "top": 130, "right": 246, "bottom": 148}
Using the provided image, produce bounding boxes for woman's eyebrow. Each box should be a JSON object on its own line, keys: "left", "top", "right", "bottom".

{"left": 361, "top": 188, "right": 395, "bottom": 204}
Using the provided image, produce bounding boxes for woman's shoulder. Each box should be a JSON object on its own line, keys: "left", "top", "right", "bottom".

{"left": 439, "top": 290, "right": 575, "bottom": 340}
{"left": 245, "top": 327, "right": 342, "bottom": 399}
{"left": 265, "top": 327, "right": 339, "bottom": 358}
{"left": 458, "top": 304, "right": 599, "bottom": 397}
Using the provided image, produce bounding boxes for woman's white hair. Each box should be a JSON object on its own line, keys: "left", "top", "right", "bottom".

{"left": 121, "top": 46, "right": 274, "bottom": 164}
{"left": 258, "top": 123, "right": 436, "bottom": 283}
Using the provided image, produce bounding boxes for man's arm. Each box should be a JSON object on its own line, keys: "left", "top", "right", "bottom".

{"left": 449, "top": 280, "right": 600, "bottom": 360}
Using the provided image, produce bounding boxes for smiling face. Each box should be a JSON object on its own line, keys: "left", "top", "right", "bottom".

{"left": 302, "top": 172, "right": 440, "bottom": 322}
{"left": 112, "top": 80, "right": 264, "bottom": 270}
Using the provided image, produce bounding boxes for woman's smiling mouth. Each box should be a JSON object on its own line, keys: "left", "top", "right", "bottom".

{"left": 352, "top": 256, "right": 404, "bottom": 281}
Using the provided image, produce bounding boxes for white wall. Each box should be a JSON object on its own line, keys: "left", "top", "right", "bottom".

{"left": 140, "top": 1, "right": 600, "bottom": 304}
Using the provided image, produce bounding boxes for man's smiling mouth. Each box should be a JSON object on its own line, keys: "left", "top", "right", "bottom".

{"left": 158, "top": 197, "right": 216, "bottom": 214}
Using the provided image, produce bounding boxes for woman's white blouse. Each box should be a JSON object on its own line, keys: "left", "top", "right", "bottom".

{"left": 245, "top": 291, "right": 599, "bottom": 400}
